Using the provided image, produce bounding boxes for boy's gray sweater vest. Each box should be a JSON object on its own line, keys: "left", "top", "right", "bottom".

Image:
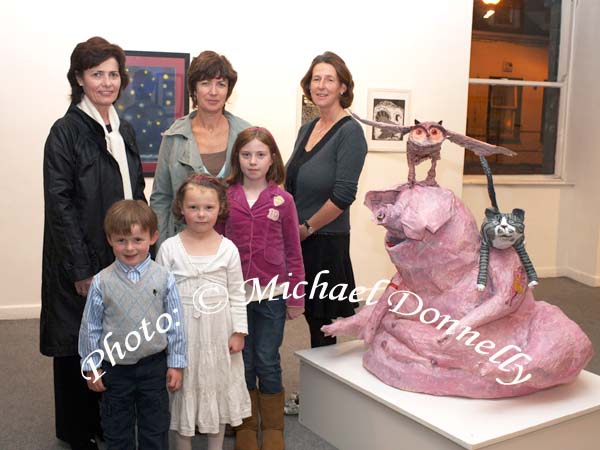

{"left": 99, "top": 261, "right": 170, "bottom": 365}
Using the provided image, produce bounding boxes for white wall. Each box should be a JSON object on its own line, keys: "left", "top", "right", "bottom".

{"left": 556, "top": 0, "right": 600, "bottom": 286}
{"left": 462, "top": 0, "right": 600, "bottom": 288}
{"left": 0, "top": 0, "right": 479, "bottom": 318}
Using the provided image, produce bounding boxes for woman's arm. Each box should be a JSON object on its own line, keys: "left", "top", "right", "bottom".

{"left": 44, "top": 124, "right": 94, "bottom": 283}
{"left": 299, "top": 200, "right": 343, "bottom": 241}
{"left": 300, "top": 122, "right": 367, "bottom": 239}
{"left": 150, "top": 136, "right": 175, "bottom": 249}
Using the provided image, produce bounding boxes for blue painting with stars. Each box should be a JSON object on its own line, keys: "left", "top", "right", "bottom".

{"left": 115, "top": 51, "right": 189, "bottom": 176}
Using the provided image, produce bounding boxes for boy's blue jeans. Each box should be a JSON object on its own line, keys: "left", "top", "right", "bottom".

{"left": 100, "top": 351, "right": 170, "bottom": 450}
{"left": 243, "top": 297, "right": 286, "bottom": 394}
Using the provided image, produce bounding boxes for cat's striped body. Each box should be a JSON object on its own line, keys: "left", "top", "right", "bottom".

{"left": 477, "top": 157, "right": 539, "bottom": 291}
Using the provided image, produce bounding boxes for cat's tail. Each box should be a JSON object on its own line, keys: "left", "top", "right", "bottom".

{"left": 480, "top": 155, "right": 498, "bottom": 211}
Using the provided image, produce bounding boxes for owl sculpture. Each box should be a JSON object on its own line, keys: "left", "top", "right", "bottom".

{"left": 351, "top": 113, "right": 517, "bottom": 186}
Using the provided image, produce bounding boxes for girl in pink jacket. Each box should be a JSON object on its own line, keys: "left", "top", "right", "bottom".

{"left": 224, "top": 127, "right": 305, "bottom": 450}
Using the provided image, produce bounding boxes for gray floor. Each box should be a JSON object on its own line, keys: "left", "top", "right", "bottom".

{"left": 0, "top": 277, "right": 598, "bottom": 450}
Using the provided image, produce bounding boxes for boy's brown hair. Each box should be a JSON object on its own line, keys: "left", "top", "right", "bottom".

{"left": 104, "top": 200, "right": 158, "bottom": 236}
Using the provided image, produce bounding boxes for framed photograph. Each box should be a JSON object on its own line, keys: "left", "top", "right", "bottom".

{"left": 115, "top": 51, "right": 190, "bottom": 176}
{"left": 366, "top": 89, "right": 411, "bottom": 152}
{"left": 296, "top": 89, "right": 320, "bottom": 129}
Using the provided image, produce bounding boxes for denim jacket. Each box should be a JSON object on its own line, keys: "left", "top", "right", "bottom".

{"left": 150, "top": 110, "right": 250, "bottom": 248}
{"left": 224, "top": 182, "right": 305, "bottom": 306}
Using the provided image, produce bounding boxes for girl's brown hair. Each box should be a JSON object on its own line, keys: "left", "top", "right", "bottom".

{"left": 172, "top": 173, "right": 228, "bottom": 223}
{"left": 226, "top": 127, "right": 285, "bottom": 186}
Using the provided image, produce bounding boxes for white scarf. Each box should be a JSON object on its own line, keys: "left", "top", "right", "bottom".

{"left": 78, "top": 95, "right": 133, "bottom": 199}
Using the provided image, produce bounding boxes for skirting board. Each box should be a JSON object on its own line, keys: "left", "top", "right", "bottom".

{"left": 0, "top": 304, "right": 40, "bottom": 320}
{"left": 534, "top": 266, "right": 600, "bottom": 287}
{"left": 297, "top": 340, "right": 600, "bottom": 450}
{"left": 556, "top": 267, "right": 600, "bottom": 287}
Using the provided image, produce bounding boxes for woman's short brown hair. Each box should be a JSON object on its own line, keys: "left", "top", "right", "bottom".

{"left": 67, "top": 36, "right": 129, "bottom": 104}
{"left": 226, "top": 127, "right": 285, "bottom": 186}
{"left": 172, "top": 173, "right": 229, "bottom": 223}
{"left": 188, "top": 51, "right": 238, "bottom": 108}
{"left": 300, "top": 51, "right": 355, "bottom": 109}
{"left": 104, "top": 200, "right": 158, "bottom": 237}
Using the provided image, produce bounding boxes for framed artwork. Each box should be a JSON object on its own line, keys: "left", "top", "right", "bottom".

{"left": 115, "top": 50, "right": 190, "bottom": 176}
{"left": 366, "top": 89, "right": 411, "bottom": 152}
{"left": 296, "top": 89, "right": 320, "bottom": 129}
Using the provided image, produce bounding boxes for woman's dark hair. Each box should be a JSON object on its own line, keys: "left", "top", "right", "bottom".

{"left": 172, "top": 173, "right": 229, "bottom": 223}
{"left": 188, "top": 51, "right": 238, "bottom": 108}
{"left": 300, "top": 51, "right": 355, "bottom": 109}
{"left": 67, "top": 36, "right": 129, "bottom": 104}
{"left": 226, "top": 127, "right": 285, "bottom": 186}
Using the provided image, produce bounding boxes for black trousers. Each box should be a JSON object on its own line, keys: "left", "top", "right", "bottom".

{"left": 305, "top": 316, "right": 337, "bottom": 348}
{"left": 100, "top": 352, "right": 170, "bottom": 450}
{"left": 53, "top": 355, "right": 101, "bottom": 445}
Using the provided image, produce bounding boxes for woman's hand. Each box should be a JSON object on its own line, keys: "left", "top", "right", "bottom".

{"left": 299, "top": 224, "right": 310, "bottom": 242}
{"left": 286, "top": 306, "right": 305, "bottom": 320}
{"left": 75, "top": 277, "right": 93, "bottom": 297}
{"left": 229, "top": 332, "right": 245, "bottom": 353}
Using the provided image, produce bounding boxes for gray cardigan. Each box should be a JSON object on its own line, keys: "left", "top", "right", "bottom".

{"left": 150, "top": 110, "right": 250, "bottom": 247}
{"left": 286, "top": 117, "right": 367, "bottom": 234}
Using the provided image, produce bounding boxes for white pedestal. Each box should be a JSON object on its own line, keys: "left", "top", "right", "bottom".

{"left": 296, "top": 340, "right": 600, "bottom": 450}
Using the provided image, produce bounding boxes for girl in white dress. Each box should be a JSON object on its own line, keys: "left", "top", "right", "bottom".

{"left": 156, "top": 174, "right": 250, "bottom": 450}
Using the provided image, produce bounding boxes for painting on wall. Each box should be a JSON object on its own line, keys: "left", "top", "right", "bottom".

{"left": 366, "top": 89, "right": 411, "bottom": 152}
{"left": 296, "top": 90, "right": 320, "bottom": 129}
{"left": 115, "top": 51, "right": 190, "bottom": 176}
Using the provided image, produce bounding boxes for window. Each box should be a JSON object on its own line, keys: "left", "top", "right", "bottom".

{"left": 464, "top": 0, "right": 569, "bottom": 176}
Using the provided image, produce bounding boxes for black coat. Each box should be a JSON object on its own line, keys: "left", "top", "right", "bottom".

{"left": 40, "top": 104, "right": 146, "bottom": 357}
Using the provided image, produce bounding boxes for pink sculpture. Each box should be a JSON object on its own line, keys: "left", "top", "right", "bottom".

{"left": 323, "top": 184, "right": 594, "bottom": 398}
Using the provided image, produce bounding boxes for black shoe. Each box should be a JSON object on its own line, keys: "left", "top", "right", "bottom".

{"left": 70, "top": 438, "right": 99, "bottom": 450}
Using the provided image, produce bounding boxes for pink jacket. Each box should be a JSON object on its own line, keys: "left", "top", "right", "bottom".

{"left": 224, "top": 182, "right": 305, "bottom": 307}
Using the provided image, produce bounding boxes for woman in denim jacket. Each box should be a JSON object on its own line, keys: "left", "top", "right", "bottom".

{"left": 151, "top": 51, "right": 250, "bottom": 248}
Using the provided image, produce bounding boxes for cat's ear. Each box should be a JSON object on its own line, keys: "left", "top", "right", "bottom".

{"left": 512, "top": 208, "right": 525, "bottom": 220}
{"left": 485, "top": 207, "right": 497, "bottom": 219}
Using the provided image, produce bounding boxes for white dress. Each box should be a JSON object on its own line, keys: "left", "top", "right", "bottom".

{"left": 156, "top": 234, "right": 251, "bottom": 435}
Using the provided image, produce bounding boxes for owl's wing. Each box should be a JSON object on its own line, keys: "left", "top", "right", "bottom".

{"left": 446, "top": 130, "right": 517, "bottom": 156}
{"left": 350, "top": 111, "right": 412, "bottom": 136}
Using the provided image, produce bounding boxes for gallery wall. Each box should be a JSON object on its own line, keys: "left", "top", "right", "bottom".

{"left": 1, "top": 0, "right": 597, "bottom": 319}
{"left": 0, "top": 0, "right": 474, "bottom": 318}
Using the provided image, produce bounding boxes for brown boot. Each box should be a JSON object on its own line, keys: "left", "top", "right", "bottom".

{"left": 259, "top": 391, "right": 285, "bottom": 450}
{"left": 234, "top": 389, "right": 259, "bottom": 450}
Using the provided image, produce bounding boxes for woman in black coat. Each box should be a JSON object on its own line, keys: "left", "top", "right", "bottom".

{"left": 41, "top": 37, "right": 145, "bottom": 450}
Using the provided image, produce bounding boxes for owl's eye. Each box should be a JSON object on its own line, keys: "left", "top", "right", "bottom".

{"left": 415, "top": 129, "right": 423, "bottom": 135}
{"left": 430, "top": 129, "right": 439, "bottom": 136}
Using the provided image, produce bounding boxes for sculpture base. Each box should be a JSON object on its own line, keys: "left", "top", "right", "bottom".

{"left": 296, "top": 340, "right": 600, "bottom": 450}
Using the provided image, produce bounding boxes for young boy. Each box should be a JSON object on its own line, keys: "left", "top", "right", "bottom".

{"left": 79, "top": 199, "right": 186, "bottom": 450}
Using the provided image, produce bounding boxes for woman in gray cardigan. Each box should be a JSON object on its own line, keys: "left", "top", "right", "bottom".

{"left": 150, "top": 51, "right": 250, "bottom": 247}
{"left": 286, "top": 51, "right": 367, "bottom": 348}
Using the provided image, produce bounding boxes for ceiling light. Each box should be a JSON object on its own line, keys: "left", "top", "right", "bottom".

{"left": 483, "top": 0, "right": 501, "bottom": 5}
{"left": 483, "top": 9, "right": 495, "bottom": 19}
